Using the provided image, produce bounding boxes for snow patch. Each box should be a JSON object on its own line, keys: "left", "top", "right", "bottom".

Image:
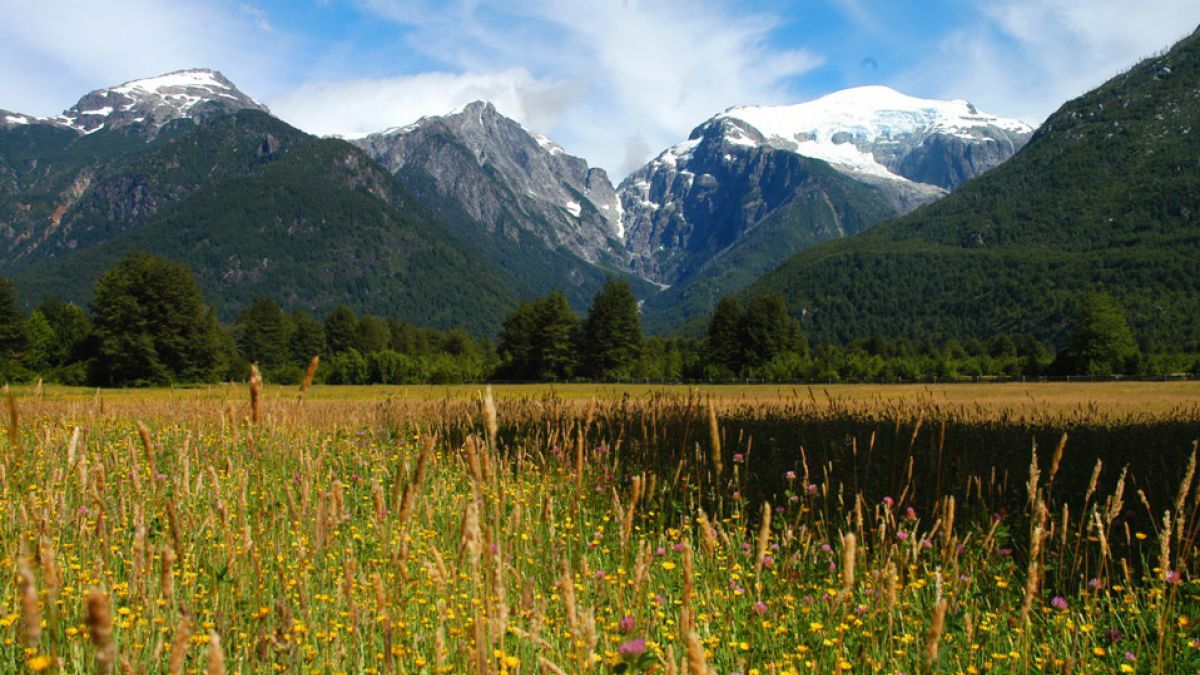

{"left": 4, "top": 115, "right": 29, "bottom": 125}
{"left": 613, "top": 196, "right": 626, "bottom": 239}
{"left": 564, "top": 200, "right": 581, "bottom": 218}
{"left": 77, "top": 107, "right": 114, "bottom": 117}
{"left": 533, "top": 132, "right": 565, "bottom": 156}
{"left": 652, "top": 138, "right": 700, "bottom": 169}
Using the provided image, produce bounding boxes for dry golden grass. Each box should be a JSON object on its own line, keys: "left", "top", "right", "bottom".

{"left": 9, "top": 380, "right": 1198, "bottom": 426}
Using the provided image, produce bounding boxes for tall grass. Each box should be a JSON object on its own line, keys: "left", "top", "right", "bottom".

{"left": 0, "top": 387, "right": 1197, "bottom": 672}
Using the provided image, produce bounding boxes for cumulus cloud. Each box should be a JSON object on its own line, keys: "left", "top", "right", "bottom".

{"left": 267, "top": 68, "right": 575, "bottom": 139}
{"left": 275, "top": 0, "right": 822, "bottom": 176}
{"left": 903, "top": 0, "right": 1200, "bottom": 124}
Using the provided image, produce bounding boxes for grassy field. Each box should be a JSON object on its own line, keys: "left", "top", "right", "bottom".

{"left": 2, "top": 383, "right": 1199, "bottom": 672}
{"left": 15, "top": 379, "right": 1200, "bottom": 420}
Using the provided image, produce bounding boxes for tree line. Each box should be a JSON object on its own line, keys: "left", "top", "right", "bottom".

{"left": 0, "top": 252, "right": 1194, "bottom": 387}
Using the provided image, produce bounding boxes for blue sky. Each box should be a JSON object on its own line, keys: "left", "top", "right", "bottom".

{"left": 3, "top": 0, "right": 1198, "bottom": 176}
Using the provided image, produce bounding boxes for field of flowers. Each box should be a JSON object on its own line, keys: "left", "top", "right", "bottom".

{"left": 2, "top": 384, "right": 1199, "bottom": 673}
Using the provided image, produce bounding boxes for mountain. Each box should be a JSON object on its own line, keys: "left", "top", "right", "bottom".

{"left": 50, "top": 69, "right": 269, "bottom": 136}
{"left": 0, "top": 72, "right": 528, "bottom": 333}
{"left": 622, "top": 86, "right": 1032, "bottom": 330}
{"left": 0, "top": 69, "right": 278, "bottom": 265}
{"left": 352, "top": 102, "right": 645, "bottom": 310}
{"left": 745, "top": 27, "right": 1200, "bottom": 350}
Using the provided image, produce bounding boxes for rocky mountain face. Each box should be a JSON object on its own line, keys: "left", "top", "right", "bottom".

{"left": 354, "top": 102, "right": 624, "bottom": 266}
{"left": 0, "top": 110, "right": 307, "bottom": 266}
{"left": 0, "top": 73, "right": 530, "bottom": 332}
{"left": 618, "top": 86, "right": 1033, "bottom": 287}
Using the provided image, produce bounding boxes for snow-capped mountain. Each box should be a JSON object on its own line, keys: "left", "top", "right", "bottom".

{"left": 716, "top": 86, "right": 1033, "bottom": 188}
{"left": 37, "top": 69, "right": 268, "bottom": 136}
{"left": 354, "top": 101, "right": 625, "bottom": 266}
{"left": 618, "top": 86, "right": 1033, "bottom": 286}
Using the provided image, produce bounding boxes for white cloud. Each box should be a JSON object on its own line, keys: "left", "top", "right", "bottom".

{"left": 276, "top": 0, "right": 822, "bottom": 177}
{"left": 0, "top": 0, "right": 288, "bottom": 117}
{"left": 902, "top": 0, "right": 1200, "bottom": 125}
{"left": 240, "top": 5, "right": 273, "bottom": 33}
{"left": 266, "top": 68, "right": 574, "bottom": 139}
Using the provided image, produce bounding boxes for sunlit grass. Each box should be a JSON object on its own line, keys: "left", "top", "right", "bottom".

{"left": 1, "top": 386, "right": 1198, "bottom": 672}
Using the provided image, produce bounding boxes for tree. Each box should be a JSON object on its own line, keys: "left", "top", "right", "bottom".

{"left": 234, "top": 297, "right": 291, "bottom": 368}
{"left": 356, "top": 315, "right": 390, "bottom": 354}
{"left": 1056, "top": 293, "right": 1139, "bottom": 376}
{"left": 0, "top": 276, "right": 27, "bottom": 362}
{"left": 90, "top": 252, "right": 226, "bottom": 385}
{"left": 706, "top": 296, "right": 744, "bottom": 374}
{"left": 289, "top": 311, "right": 326, "bottom": 363}
{"left": 498, "top": 300, "right": 537, "bottom": 378}
{"left": 36, "top": 298, "right": 92, "bottom": 368}
{"left": 739, "top": 293, "right": 805, "bottom": 370}
{"left": 324, "top": 306, "right": 358, "bottom": 355}
{"left": 497, "top": 292, "right": 578, "bottom": 380}
{"left": 23, "top": 311, "right": 55, "bottom": 372}
{"left": 531, "top": 293, "right": 577, "bottom": 379}
{"left": 577, "top": 278, "right": 642, "bottom": 379}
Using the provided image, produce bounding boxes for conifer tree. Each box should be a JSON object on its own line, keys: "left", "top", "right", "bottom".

{"left": 578, "top": 278, "right": 642, "bottom": 379}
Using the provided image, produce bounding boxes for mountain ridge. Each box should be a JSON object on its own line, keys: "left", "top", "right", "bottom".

{"left": 0, "top": 67, "right": 1043, "bottom": 337}
{"left": 743, "top": 25, "right": 1200, "bottom": 349}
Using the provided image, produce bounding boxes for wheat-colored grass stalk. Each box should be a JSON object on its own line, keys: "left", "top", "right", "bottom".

{"left": 86, "top": 588, "right": 116, "bottom": 673}
{"left": 1159, "top": 510, "right": 1173, "bottom": 580}
{"left": 17, "top": 558, "right": 40, "bottom": 648}
{"left": 663, "top": 646, "right": 679, "bottom": 675}
{"left": 924, "top": 598, "right": 948, "bottom": 669}
{"left": 460, "top": 499, "right": 482, "bottom": 567}
{"left": 161, "top": 546, "right": 175, "bottom": 600}
{"left": 1019, "top": 525, "right": 1045, "bottom": 624}
{"left": 841, "top": 532, "right": 857, "bottom": 595}
{"left": 754, "top": 501, "right": 772, "bottom": 586}
{"left": 706, "top": 400, "right": 722, "bottom": 479}
{"left": 482, "top": 386, "right": 498, "bottom": 451}
{"left": 207, "top": 632, "right": 226, "bottom": 675}
{"left": 696, "top": 508, "right": 718, "bottom": 557}
{"left": 560, "top": 558, "right": 578, "bottom": 633}
{"left": 299, "top": 356, "right": 319, "bottom": 397}
{"left": 137, "top": 423, "right": 157, "bottom": 479}
{"left": 249, "top": 364, "right": 263, "bottom": 423}
{"left": 686, "top": 631, "right": 710, "bottom": 675}
{"left": 168, "top": 617, "right": 193, "bottom": 675}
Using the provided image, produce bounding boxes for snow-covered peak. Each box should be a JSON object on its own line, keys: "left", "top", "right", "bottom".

{"left": 722, "top": 86, "right": 1031, "bottom": 142}
{"left": 713, "top": 85, "right": 1033, "bottom": 182}
{"left": 109, "top": 69, "right": 240, "bottom": 98}
{"left": 54, "top": 68, "right": 268, "bottom": 135}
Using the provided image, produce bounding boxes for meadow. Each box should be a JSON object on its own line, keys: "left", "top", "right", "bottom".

{"left": 2, "top": 381, "right": 1199, "bottom": 673}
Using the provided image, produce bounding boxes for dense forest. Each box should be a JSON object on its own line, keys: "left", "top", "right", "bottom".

{"left": 1, "top": 252, "right": 1194, "bottom": 387}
